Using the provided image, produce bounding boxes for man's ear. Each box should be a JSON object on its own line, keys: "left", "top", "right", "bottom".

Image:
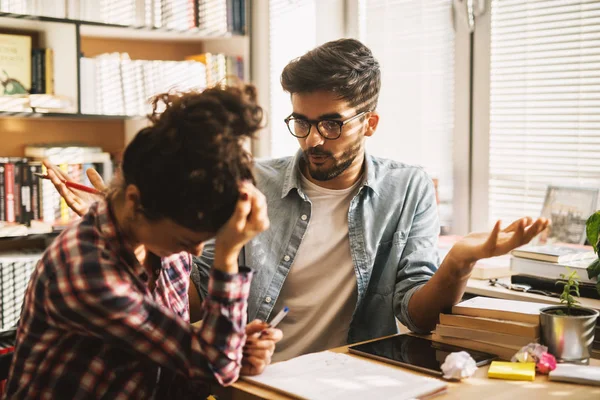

{"left": 364, "top": 112, "right": 379, "bottom": 137}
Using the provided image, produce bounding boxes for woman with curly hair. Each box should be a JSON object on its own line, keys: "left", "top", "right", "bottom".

{"left": 4, "top": 84, "right": 272, "bottom": 399}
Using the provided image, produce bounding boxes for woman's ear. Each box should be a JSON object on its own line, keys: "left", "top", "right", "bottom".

{"left": 123, "top": 184, "right": 142, "bottom": 220}
{"left": 364, "top": 112, "right": 379, "bottom": 137}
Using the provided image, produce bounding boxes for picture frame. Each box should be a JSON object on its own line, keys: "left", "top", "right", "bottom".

{"left": 539, "top": 185, "right": 599, "bottom": 245}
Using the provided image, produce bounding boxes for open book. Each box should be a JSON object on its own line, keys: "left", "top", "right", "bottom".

{"left": 242, "top": 351, "right": 447, "bottom": 400}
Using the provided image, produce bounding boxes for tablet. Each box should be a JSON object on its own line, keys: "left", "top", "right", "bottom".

{"left": 348, "top": 334, "right": 497, "bottom": 377}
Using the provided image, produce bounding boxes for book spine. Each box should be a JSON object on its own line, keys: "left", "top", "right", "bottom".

{"left": 14, "top": 161, "right": 22, "bottom": 224}
{"left": 5, "top": 163, "right": 15, "bottom": 223}
{"left": 30, "top": 49, "right": 43, "bottom": 94}
{"left": 59, "top": 163, "right": 69, "bottom": 223}
{"left": 45, "top": 48, "right": 54, "bottom": 95}
{"left": 0, "top": 164, "right": 5, "bottom": 222}
{"left": 20, "top": 160, "right": 32, "bottom": 225}
{"left": 30, "top": 163, "right": 41, "bottom": 221}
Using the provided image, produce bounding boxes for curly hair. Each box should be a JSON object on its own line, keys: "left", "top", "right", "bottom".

{"left": 280, "top": 38, "right": 381, "bottom": 113}
{"left": 115, "top": 83, "right": 264, "bottom": 232}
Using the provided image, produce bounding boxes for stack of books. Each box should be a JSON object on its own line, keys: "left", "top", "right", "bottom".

{"left": 2, "top": 0, "right": 247, "bottom": 34}
{"left": 510, "top": 244, "right": 596, "bottom": 284}
{"left": 434, "top": 297, "right": 546, "bottom": 360}
{"left": 80, "top": 52, "right": 243, "bottom": 116}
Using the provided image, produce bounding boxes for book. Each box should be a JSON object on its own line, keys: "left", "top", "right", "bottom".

{"left": 511, "top": 256, "right": 596, "bottom": 284}
{"left": 439, "top": 313, "right": 539, "bottom": 338}
{"left": 242, "top": 351, "right": 447, "bottom": 400}
{"left": 451, "top": 296, "right": 545, "bottom": 324}
{"left": 488, "top": 361, "right": 536, "bottom": 381}
{"left": 435, "top": 324, "right": 536, "bottom": 348}
{"left": 471, "top": 255, "right": 511, "bottom": 279}
{"left": 44, "top": 48, "right": 54, "bottom": 95}
{"left": 431, "top": 333, "right": 515, "bottom": 361}
{"left": 0, "top": 33, "right": 32, "bottom": 95}
{"left": 549, "top": 364, "right": 600, "bottom": 386}
{"left": 511, "top": 244, "right": 595, "bottom": 263}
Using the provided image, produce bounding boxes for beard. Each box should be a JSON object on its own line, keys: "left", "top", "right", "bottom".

{"left": 302, "top": 138, "right": 363, "bottom": 181}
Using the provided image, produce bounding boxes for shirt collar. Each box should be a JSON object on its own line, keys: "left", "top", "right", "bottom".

{"left": 280, "top": 149, "right": 379, "bottom": 199}
{"left": 94, "top": 199, "right": 146, "bottom": 279}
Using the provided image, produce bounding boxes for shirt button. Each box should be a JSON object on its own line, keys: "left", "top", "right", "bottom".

{"left": 284, "top": 255, "right": 291, "bottom": 262}
{"left": 301, "top": 214, "right": 308, "bottom": 221}
{"left": 265, "top": 296, "right": 272, "bottom": 303}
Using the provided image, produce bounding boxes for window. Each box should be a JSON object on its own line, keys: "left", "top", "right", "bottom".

{"left": 357, "top": 0, "right": 456, "bottom": 232}
{"left": 483, "top": 0, "right": 600, "bottom": 227}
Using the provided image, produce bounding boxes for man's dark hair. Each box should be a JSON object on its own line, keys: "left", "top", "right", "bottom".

{"left": 117, "top": 84, "right": 263, "bottom": 232}
{"left": 280, "top": 38, "right": 381, "bottom": 112}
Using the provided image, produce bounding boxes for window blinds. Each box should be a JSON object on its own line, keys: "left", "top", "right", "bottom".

{"left": 358, "top": 0, "right": 455, "bottom": 229}
{"left": 269, "top": 0, "right": 317, "bottom": 158}
{"left": 488, "top": 0, "right": 600, "bottom": 222}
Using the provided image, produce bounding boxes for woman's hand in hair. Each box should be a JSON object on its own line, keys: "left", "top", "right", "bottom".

{"left": 213, "top": 182, "right": 269, "bottom": 274}
{"left": 42, "top": 160, "right": 106, "bottom": 217}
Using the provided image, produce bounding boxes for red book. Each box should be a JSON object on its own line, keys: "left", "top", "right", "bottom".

{"left": 5, "top": 163, "right": 15, "bottom": 223}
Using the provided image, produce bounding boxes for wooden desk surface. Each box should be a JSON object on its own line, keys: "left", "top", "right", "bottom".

{"left": 216, "top": 335, "right": 600, "bottom": 400}
{"left": 465, "top": 278, "right": 600, "bottom": 310}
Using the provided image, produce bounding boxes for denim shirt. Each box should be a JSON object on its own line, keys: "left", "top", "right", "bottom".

{"left": 192, "top": 151, "right": 440, "bottom": 344}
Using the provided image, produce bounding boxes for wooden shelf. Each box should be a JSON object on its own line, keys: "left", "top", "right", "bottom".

{"left": 0, "top": 111, "right": 145, "bottom": 120}
{"left": 80, "top": 24, "right": 247, "bottom": 42}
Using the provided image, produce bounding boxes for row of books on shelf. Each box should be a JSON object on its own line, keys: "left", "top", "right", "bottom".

{"left": 0, "top": 250, "right": 44, "bottom": 330}
{"left": 0, "top": 145, "right": 113, "bottom": 235}
{"left": 1, "top": 0, "right": 246, "bottom": 34}
{"left": 80, "top": 52, "right": 243, "bottom": 116}
{"left": 433, "top": 296, "right": 600, "bottom": 360}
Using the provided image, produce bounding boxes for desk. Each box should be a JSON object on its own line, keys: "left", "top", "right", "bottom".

{"left": 465, "top": 278, "right": 600, "bottom": 310}
{"left": 214, "top": 335, "right": 600, "bottom": 400}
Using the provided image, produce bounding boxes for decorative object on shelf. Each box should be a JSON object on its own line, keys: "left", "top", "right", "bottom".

{"left": 511, "top": 343, "right": 556, "bottom": 374}
{"left": 0, "top": 33, "right": 31, "bottom": 95}
{"left": 537, "top": 185, "right": 599, "bottom": 245}
{"left": 440, "top": 351, "right": 477, "bottom": 381}
{"left": 539, "top": 269, "right": 599, "bottom": 364}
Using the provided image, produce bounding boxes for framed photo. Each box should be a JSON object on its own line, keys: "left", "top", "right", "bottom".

{"left": 539, "top": 186, "right": 599, "bottom": 245}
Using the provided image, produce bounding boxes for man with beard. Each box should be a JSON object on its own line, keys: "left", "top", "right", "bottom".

{"left": 190, "top": 38, "right": 548, "bottom": 362}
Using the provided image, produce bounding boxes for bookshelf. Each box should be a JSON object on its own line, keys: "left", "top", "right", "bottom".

{"left": 0, "top": 1, "right": 250, "bottom": 239}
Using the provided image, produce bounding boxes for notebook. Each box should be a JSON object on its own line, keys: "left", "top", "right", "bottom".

{"left": 548, "top": 364, "right": 600, "bottom": 386}
{"left": 242, "top": 351, "right": 448, "bottom": 400}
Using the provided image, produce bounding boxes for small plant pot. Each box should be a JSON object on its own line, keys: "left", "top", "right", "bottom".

{"left": 540, "top": 306, "right": 599, "bottom": 364}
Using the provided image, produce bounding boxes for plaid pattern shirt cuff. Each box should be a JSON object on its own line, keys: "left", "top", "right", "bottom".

{"left": 207, "top": 266, "right": 253, "bottom": 304}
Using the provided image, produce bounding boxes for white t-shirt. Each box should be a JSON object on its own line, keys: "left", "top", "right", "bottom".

{"left": 271, "top": 172, "right": 360, "bottom": 362}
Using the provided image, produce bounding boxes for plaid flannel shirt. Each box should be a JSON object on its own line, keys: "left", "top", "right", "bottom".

{"left": 4, "top": 200, "right": 251, "bottom": 399}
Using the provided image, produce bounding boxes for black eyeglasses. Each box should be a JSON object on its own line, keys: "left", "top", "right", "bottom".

{"left": 284, "top": 111, "right": 370, "bottom": 140}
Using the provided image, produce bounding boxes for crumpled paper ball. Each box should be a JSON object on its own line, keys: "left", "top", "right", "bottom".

{"left": 511, "top": 343, "right": 557, "bottom": 374}
{"left": 441, "top": 351, "right": 477, "bottom": 380}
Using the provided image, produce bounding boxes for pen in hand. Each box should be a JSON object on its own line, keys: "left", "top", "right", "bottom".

{"left": 259, "top": 306, "right": 289, "bottom": 338}
{"left": 34, "top": 172, "right": 103, "bottom": 195}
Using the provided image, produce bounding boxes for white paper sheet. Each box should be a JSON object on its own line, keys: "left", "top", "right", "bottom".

{"left": 242, "top": 351, "right": 447, "bottom": 400}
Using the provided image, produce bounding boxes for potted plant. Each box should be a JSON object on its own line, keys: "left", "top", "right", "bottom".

{"left": 585, "top": 210, "right": 600, "bottom": 295}
{"left": 540, "top": 269, "right": 599, "bottom": 364}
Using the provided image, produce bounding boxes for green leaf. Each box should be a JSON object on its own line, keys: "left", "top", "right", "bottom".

{"left": 586, "top": 211, "right": 600, "bottom": 253}
{"left": 588, "top": 258, "right": 600, "bottom": 280}
{"left": 596, "top": 281, "right": 600, "bottom": 296}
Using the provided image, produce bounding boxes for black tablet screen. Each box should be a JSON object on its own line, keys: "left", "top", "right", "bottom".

{"left": 348, "top": 335, "right": 497, "bottom": 376}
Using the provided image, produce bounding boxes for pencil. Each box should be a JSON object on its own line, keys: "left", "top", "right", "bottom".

{"left": 33, "top": 172, "right": 103, "bottom": 195}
